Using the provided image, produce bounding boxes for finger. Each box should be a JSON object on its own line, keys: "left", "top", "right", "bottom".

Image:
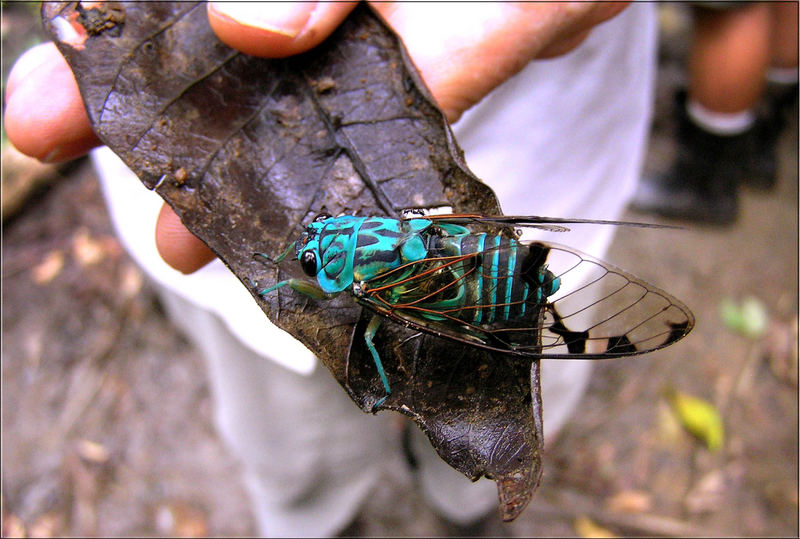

{"left": 207, "top": 1, "right": 358, "bottom": 58}
{"left": 4, "top": 42, "right": 100, "bottom": 163}
{"left": 372, "top": 3, "right": 628, "bottom": 123}
{"left": 155, "top": 203, "right": 217, "bottom": 273}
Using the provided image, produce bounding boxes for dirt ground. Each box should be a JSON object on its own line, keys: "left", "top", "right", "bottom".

{"left": 2, "top": 4, "right": 797, "bottom": 537}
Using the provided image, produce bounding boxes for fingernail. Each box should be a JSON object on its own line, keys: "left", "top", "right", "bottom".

{"left": 6, "top": 43, "right": 57, "bottom": 100}
{"left": 208, "top": 2, "right": 315, "bottom": 37}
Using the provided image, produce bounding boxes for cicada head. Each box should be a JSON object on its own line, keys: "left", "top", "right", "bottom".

{"left": 293, "top": 214, "right": 357, "bottom": 293}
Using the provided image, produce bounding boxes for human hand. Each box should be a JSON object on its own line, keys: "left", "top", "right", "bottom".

{"left": 4, "top": 1, "right": 627, "bottom": 273}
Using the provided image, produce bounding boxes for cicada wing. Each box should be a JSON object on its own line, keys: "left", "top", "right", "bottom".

{"left": 414, "top": 213, "right": 676, "bottom": 232}
{"left": 528, "top": 242, "right": 694, "bottom": 358}
{"left": 356, "top": 239, "right": 693, "bottom": 360}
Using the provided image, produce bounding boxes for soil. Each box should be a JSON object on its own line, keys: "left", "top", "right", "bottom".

{"left": 2, "top": 4, "right": 797, "bottom": 537}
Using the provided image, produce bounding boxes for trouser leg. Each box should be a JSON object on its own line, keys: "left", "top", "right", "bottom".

{"left": 157, "top": 286, "right": 394, "bottom": 537}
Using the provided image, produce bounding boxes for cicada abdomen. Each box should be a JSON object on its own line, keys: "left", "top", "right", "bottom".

{"left": 358, "top": 231, "right": 560, "bottom": 350}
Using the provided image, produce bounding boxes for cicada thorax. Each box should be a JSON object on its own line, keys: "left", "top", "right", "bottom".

{"left": 351, "top": 218, "right": 432, "bottom": 283}
{"left": 296, "top": 215, "right": 436, "bottom": 294}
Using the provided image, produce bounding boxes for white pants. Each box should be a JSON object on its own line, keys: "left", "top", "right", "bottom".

{"left": 158, "top": 285, "right": 510, "bottom": 536}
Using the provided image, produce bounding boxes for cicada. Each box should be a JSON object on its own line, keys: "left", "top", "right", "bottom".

{"left": 258, "top": 213, "right": 694, "bottom": 409}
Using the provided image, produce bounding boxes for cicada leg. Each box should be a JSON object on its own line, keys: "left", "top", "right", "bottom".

{"left": 253, "top": 241, "right": 296, "bottom": 265}
{"left": 257, "top": 279, "right": 337, "bottom": 300}
{"left": 364, "top": 315, "right": 391, "bottom": 412}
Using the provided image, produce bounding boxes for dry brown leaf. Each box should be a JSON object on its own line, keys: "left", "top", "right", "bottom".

{"left": 155, "top": 502, "right": 209, "bottom": 538}
{"left": 607, "top": 489, "right": 652, "bottom": 514}
{"left": 71, "top": 228, "right": 105, "bottom": 266}
{"left": 31, "top": 251, "right": 65, "bottom": 284}
{"left": 76, "top": 439, "right": 110, "bottom": 464}
{"left": 119, "top": 264, "right": 144, "bottom": 299}
{"left": 685, "top": 470, "right": 726, "bottom": 514}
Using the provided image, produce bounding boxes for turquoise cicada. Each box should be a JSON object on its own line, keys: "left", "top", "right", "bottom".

{"left": 258, "top": 213, "right": 694, "bottom": 409}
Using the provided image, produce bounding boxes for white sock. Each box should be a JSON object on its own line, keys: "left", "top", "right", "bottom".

{"left": 766, "top": 66, "right": 799, "bottom": 85}
{"left": 686, "top": 99, "right": 756, "bottom": 136}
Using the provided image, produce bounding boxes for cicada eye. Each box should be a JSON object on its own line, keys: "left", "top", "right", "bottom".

{"left": 314, "top": 212, "right": 331, "bottom": 223}
{"left": 300, "top": 250, "right": 318, "bottom": 277}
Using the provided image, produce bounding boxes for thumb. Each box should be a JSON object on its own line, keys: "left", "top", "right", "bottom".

{"left": 207, "top": 2, "right": 358, "bottom": 58}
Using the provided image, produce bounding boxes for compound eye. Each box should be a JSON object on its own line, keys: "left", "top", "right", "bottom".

{"left": 300, "top": 250, "right": 318, "bottom": 277}
{"left": 314, "top": 212, "right": 331, "bottom": 223}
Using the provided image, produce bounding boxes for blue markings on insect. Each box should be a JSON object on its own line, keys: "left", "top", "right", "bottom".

{"left": 472, "top": 234, "right": 487, "bottom": 324}
{"left": 257, "top": 214, "right": 563, "bottom": 411}
{"left": 485, "top": 235, "right": 501, "bottom": 324}
{"left": 256, "top": 213, "right": 694, "bottom": 412}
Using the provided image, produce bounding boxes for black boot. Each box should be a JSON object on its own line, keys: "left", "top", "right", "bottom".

{"left": 632, "top": 90, "right": 775, "bottom": 225}
{"left": 748, "top": 80, "right": 799, "bottom": 190}
{"left": 765, "top": 79, "right": 798, "bottom": 132}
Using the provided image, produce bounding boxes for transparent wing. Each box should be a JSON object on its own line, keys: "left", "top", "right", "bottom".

{"left": 417, "top": 213, "right": 679, "bottom": 233}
